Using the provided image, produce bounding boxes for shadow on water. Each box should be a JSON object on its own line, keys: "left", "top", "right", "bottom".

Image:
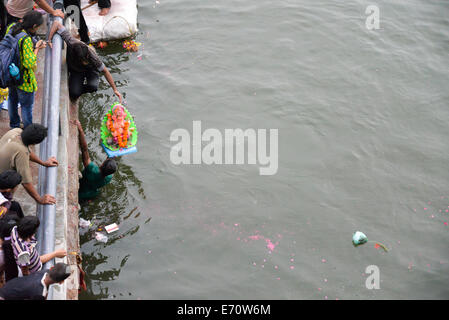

{"left": 76, "top": 44, "right": 147, "bottom": 299}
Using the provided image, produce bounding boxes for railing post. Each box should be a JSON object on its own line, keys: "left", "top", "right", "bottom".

{"left": 36, "top": 2, "right": 54, "bottom": 255}
{"left": 37, "top": 0, "right": 65, "bottom": 300}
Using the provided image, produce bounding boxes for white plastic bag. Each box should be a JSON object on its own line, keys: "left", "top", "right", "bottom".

{"left": 79, "top": 218, "right": 91, "bottom": 229}
{"left": 95, "top": 232, "right": 108, "bottom": 243}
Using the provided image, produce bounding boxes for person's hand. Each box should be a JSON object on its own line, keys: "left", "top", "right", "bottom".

{"left": 39, "top": 194, "right": 56, "bottom": 205}
{"left": 44, "top": 157, "right": 59, "bottom": 167}
{"left": 72, "top": 119, "right": 82, "bottom": 129}
{"left": 114, "top": 90, "right": 123, "bottom": 104}
{"left": 35, "top": 40, "right": 47, "bottom": 50}
{"left": 52, "top": 9, "right": 65, "bottom": 19}
{"left": 54, "top": 249, "right": 67, "bottom": 258}
{"left": 48, "top": 20, "right": 63, "bottom": 48}
{"left": 71, "top": 120, "right": 84, "bottom": 134}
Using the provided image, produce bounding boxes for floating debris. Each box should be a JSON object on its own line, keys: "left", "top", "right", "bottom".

{"left": 352, "top": 231, "right": 368, "bottom": 246}
{"left": 95, "top": 232, "right": 108, "bottom": 243}
{"left": 374, "top": 243, "right": 389, "bottom": 252}
{"left": 105, "top": 223, "right": 119, "bottom": 233}
{"left": 79, "top": 218, "right": 91, "bottom": 229}
{"left": 353, "top": 231, "right": 389, "bottom": 252}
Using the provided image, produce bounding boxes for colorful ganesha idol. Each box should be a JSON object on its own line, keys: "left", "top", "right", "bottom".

{"left": 106, "top": 104, "right": 135, "bottom": 149}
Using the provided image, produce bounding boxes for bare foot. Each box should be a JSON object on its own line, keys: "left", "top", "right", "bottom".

{"left": 99, "top": 8, "right": 110, "bottom": 16}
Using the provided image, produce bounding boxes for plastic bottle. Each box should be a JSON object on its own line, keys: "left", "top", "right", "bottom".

{"left": 9, "top": 63, "right": 20, "bottom": 81}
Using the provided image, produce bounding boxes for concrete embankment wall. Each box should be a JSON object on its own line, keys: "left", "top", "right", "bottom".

{"left": 52, "top": 34, "right": 81, "bottom": 300}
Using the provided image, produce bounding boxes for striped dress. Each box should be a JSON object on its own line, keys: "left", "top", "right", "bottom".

{"left": 10, "top": 226, "right": 42, "bottom": 274}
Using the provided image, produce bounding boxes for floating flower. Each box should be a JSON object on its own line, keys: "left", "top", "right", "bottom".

{"left": 123, "top": 40, "right": 141, "bottom": 52}
{"left": 97, "top": 41, "right": 108, "bottom": 49}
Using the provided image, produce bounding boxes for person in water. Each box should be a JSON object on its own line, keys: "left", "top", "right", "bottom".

{"left": 74, "top": 120, "right": 117, "bottom": 201}
{"left": 48, "top": 20, "right": 123, "bottom": 104}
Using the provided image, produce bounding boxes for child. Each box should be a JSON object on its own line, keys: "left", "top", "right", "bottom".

{"left": 11, "top": 216, "right": 66, "bottom": 277}
{"left": 5, "top": 11, "right": 46, "bottom": 129}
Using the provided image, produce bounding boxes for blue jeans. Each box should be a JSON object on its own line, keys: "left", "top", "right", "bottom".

{"left": 7, "top": 87, "right": 34, "bottom": 129}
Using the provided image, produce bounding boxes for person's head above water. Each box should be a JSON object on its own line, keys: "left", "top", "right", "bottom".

{"left": 0, "top": 170, "right": 22, "bottom": 192}
{"left": 72, "top": 42, "right": 90, "bottom": 65}
{"left": 100, "top": 158, "right": 117, "bottom": 177}
{"left": 21, "top": 123, "right": 48, "bottom": 146}
{"left": 10, "top": 11, "right": 44, "bottom": 36}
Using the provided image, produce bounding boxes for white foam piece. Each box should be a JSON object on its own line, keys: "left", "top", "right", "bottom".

{"left": 80, "top": 0, "right": 138, "bottom": 42}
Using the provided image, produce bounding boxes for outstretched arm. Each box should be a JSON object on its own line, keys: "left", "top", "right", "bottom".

{"left": 74, "top": 120, "right": 91, "bottom": 168}
{"left": 102, "top": 67, "right": 123, "bottom": 103}
{"left": 22, "top": 182, "right": 56, "bottom": 205}
{"left": 35, "top": 0, "right": 65, "bottom": 19}
{"left": 48, "top": 20, "right": 64, "bottom": 45}
{"left": 40, "top": 249, "right": 67, "bottom": 264}
{"left": 29, "top": 151, "right": 58, "bottom": 167}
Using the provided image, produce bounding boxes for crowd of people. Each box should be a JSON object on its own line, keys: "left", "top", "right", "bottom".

{"left": 0, "top": 0, "right": 120, "bottom": 299}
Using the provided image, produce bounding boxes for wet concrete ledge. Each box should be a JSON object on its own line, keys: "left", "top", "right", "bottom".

{"left": 0, "top": 18, "right": 80, "bottom": 300}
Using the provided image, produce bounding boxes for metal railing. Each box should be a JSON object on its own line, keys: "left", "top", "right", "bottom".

{"left": 36, "top": 0, "right": 65, "bottom": 300}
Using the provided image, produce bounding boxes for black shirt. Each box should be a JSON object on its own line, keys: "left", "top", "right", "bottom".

{"left": 57, "top": 26, "right": 105, "bottom": 73}
{"left": 0, "top": 270, "right": 48, "bottom": 300}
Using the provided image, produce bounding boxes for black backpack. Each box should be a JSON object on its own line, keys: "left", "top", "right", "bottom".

{"left": 0, "top": 27, "right": 29, "bottom": 89}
